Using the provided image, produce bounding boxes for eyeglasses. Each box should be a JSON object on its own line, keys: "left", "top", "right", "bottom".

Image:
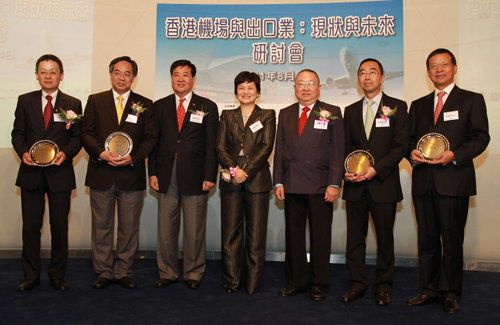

{"left": 38, "top": 70, "right": 59, "bottom": 77}
{"left": 358, "top": 71, "right": 380, "bottom": 78}
{"left": 428, "top": 62, "right": 452, "bottom": 71}
{"left": 112, "top": 71, "right": 134, "bottom": 79}
{"left": 295, "top": 81, "right": 318, "bottom": 89}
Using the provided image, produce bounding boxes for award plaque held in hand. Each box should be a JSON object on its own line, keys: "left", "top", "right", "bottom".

{"left": 417, "top": 133, "right": 450, "bottom": 160}
{"left": 105, "top": 132, "right": 133, "bottom": 157}
{"left": 344, "top": 150, "right": 375, "bottom": 175}
{"left": 29, "top": 140, "right": 59, "bottom": 166}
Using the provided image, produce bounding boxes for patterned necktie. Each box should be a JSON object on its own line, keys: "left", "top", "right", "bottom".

{"left": 434, "top": 91, "right": 445, "bottom": 124}
{"left": 364, "top": 100, "right": 375, "bottom": 138}
{"left": 43, "top": 95, "right": 53, "bottom": 129}
{"left": 298, "top": 106, "right": 310, "bottom": 136}
{"left": 177, "top": 98, "right": 186, "bottom": 131}
{"left": 116, "top": 95, "right": 124, "bottom": 124}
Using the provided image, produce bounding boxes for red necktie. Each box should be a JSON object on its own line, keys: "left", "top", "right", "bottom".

{"left": 298, "top": 106, "right": 310, "bottom": 136}
{"left": 43, "top": 95, "right": 53, "bottom": 129}
{"left": 177, "top": 98, "right": 186, "bottom": 131}
{"left": 433, "top": 91, "right": 445, "bottom": 124}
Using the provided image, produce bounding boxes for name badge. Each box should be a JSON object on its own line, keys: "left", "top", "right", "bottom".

{"left": 53, "top": 113, "right": 65, "bottom": 122}
{"left": 190, "top": 113, "right": 204, "bottom": 124}
{"left": 375, "top": 118, "right": 390, "bottom": 128}
{"left": 249, "top": 120, "right": 263, "bottom": 133}
{"left": 443, "top": 110, "right": 459, "bottom": 121}
{"left": 314, "top": 120, "right": 328, "bottom": 130}
{"left": 125, "top": 114, "right": 138, "bottom": 124}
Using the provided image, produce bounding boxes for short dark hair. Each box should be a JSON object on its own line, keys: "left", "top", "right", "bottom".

{"left": 358, "top": 58, "right": 384, "bottom": 75}
{"left": 170, "top": 59, "right": 197, "bottom": 76}
{"left": 35, "top": 54, "right": 64, "bottom": 73}
{"left": 426, "top": 48, "right": 457, "bottom": 69}
{"left": 295, "top": 69, "right": 320, "bottom": 83}
{"left": 108, "top": 56, "right": 138, "bottom": 76}
{"left": 234, "top": 71, "right": 261, "bottom": 95}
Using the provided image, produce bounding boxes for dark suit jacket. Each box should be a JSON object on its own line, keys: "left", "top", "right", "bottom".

{"left": 273, "top": 101, "right": 344, "bottom": 194}
{"left": 12, "top": 90, "right": 82, "bottom": 192}
{"left": 342, "top": 93, "right": 409, "bottom": 203}
{"left": 409, "top": 86, "right": 489, "bottom": 196}
{"left": 216, "top": 106, "right": 276, "bottom": 193}
{"left": 81, "top": 90, "right": 157, "bottom": 191}
{"left": 148, "top": 93, "right": 219, "bottom": 195}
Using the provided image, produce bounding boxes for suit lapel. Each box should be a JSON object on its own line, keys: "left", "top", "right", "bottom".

{"left": 297, "top": 102, "right": 319, "bottom": 145}
{"left": 106, "top": 90, "right": 120, "bottom": 129}
{"left": 244, "top": 105, "right": 261, "bottom": 130}
{"left": 424, "top": 92, "right": 435, "bottom": 127}
{"left": 30, "top": 91, "right": 45, "bottom": 135}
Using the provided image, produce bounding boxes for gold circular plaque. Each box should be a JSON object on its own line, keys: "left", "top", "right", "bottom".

{"left": 417, "top": 133, "right": 450, "bottom": 160}
{"left": 105, "top": 132, "right": 133, "bottom": 157}
{"left": 29, "top": 140, "right": 59, "bottom": 166}
{"left": 344, "top": 150, "right": 375, "bottom": 175}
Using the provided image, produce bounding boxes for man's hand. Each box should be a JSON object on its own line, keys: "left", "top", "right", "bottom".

{"left": 410, "top": 149, "right": 428, "bottom": 165}
{"left": 108, "top": 154, "right": 132, "bottom": 167}
{"left": 52, "top": 151, "right": 66, "bottom": 166}
{"left": 22, "top": 152, "right": 36, "bottom": 166}
{"left": 149, "top": 176, "right": 159, "bottom": 191}
{"left": 202, "top": 181, "right": 215, "bottom": 191}
{"left": 275, "top": 185, "right": 285, "bottom": 201}
{"left": 428, "top": 150, "right": 455, "bottom": 165}
{"left": 344, "top": 166, "right": 377, "bottom": 183}
{"left": 324, "top": 186, "right": 340, "bottom": 202}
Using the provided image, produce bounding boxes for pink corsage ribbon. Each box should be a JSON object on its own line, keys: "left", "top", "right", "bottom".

{"left": 229, "top": 166, "right": 238, "bottom": 177}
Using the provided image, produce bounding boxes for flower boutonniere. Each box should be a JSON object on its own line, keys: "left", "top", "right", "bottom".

{"left": 131, "top": 101, "right": 148, "bottom": 115}
{"left": 58, "top": 109, "right": 83, "bottom": 129}
{"left": 380, "top": 105, "right": 397, "bottom": 119}
{"left": 188, "top": 108, "right": 209, "bottom": 117}
{"left": 314, "top": 108, "right": 338, "bottom": 122}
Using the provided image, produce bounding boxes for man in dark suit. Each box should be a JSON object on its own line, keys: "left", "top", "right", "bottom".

{"left": 149, "top": 60, "right": 218, "bottom": 290}
{"left": 341, "top": 58, "right": 409, "bottom": 306}
{"left": 407, "top": 48, "right": 489, "bottom": 314}
{"left": 12, "top": 54, "right": 82, "bottom": 292}
{"left": 273, "top": 69, "right": 344, "bottom": 301}
{"left": 81, "top": 56, "right": 157, "bottom": 289}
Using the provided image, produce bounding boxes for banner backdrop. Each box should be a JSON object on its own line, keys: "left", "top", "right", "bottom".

{"left": 156, "top": 0, "right": 403, "bottom": 110}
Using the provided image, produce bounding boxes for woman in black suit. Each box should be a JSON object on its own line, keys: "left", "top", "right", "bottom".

{"left": 216, "top": 71, "right": 276, "bottom": 294}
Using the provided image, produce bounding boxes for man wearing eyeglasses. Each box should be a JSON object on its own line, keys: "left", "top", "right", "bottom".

{"left": 407, "top": 48, "right": 489, "bottom": 314}
{"left": 273, "top": 69, "right": 344, "bottom": 301}
{"left": 341, "top": 58, "right": 409, "bottom": 306}
{"left": 12, "top": 54, "right": 82, "bottom": 292}
{"left": 81, "top": 56, "right": 157, "bottom": 289}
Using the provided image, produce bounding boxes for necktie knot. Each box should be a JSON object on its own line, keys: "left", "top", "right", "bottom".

{"left": 437, "top": 91, "right": 445, "bottom": 99}
{"left": 46, "top": 95, "right": 52, "bottom": 101}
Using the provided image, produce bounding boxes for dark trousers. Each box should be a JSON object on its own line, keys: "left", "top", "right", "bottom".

{"left": 345, "top": 191, "right": 396, "bottom": 290}
{"left": 220, "top": 188, "right": 269, "bottom": 294}
{"left": 21, "top": 173, "right": 71, "bottom": 281}
{"left": 284, "top": 193, "right": 333, "bottom": 288}
{"left": 413, "top": 185, "right": 469, "bottom": 295}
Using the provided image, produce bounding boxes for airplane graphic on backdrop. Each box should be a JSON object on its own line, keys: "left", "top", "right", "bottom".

{"left": 322, "top": 46, "right": 403, "bottom": 95}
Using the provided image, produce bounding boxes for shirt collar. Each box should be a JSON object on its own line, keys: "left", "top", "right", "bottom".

{"left": 363, "top": 91, "right": 382, "bottom": 107}
{"left": 435, "top": 83, "right": 455, "bottom": 96}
